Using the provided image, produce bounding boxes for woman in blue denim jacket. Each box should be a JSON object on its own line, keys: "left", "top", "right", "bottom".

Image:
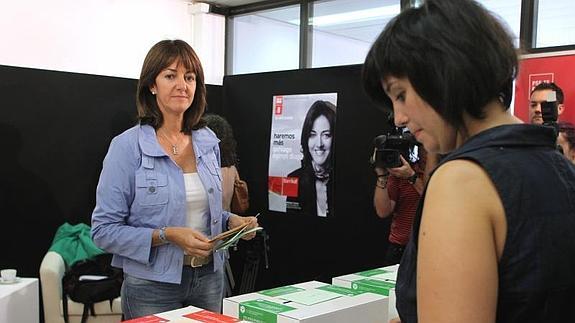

{"left": 91, "top": 40, "right": 258, "bottom": 320}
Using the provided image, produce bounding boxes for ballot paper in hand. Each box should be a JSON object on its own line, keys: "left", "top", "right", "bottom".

{"left": 210, "top": 222, "right": 262, "bottom": 251}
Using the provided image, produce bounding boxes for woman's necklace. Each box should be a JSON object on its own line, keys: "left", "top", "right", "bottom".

{"left": 311, "top": 161, "right": 329, "bottom": 180}
{"left": 158, "top": 130, "right": 184, "bottom": 155}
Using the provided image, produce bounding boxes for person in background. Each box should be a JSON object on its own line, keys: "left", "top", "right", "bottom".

{"left": 91, "top": 39, "right": 258, "bottom": 320}
{"left": 363, "top": 0, "right": 575, "bottom": 322}
{"left": 287, "top": 100, "right": 336, "bottom": 217}
{"left": 529, "top": 82, "right": 565, "bottom": 125}
{"left": 374, "top": 148, "right": 437, "bottom": 265}
{"left": 558, "top": 121, "right": 575, "bottom": 163}
{"left": 204, "top": 114, "right": 241, "bottom": 211}
{"left": 203, "top": 113, "right": 247, "bottom": 297}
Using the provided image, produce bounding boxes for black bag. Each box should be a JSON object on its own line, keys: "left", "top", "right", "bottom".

{"left": 62, "top": 253, "right": 123, "bottom": 323}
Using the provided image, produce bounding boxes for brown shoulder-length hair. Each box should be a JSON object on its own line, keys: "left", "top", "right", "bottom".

{"left": 136, "top": 39, "right": 206, "bottom": 132}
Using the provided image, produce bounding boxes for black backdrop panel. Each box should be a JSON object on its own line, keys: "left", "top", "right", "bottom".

{"left": 223, "top": 65, "right": 393, "bottom": 288}
{"left": 0, "top": 62, "right": 390, "bottom": 297}
{"left": 0, "top": 65, "right": 222, "bottom": 279}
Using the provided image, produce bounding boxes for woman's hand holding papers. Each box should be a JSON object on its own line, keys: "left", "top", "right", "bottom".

{"left": 228, "top": 213, "right": 260, "bottom": 241}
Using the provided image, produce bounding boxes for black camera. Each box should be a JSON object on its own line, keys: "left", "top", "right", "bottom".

{"left": 542, "top": 91, "right": 558, "bottom": 125}
{"left": 541, "top": 90, "right": 560, "bottom": 134}
{"left": 371, "top": 127, "right": 418, "bottom": 169}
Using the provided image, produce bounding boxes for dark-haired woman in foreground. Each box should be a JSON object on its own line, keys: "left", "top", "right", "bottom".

{"left": 363, "top": 1, "right": 575, "bottom": 322}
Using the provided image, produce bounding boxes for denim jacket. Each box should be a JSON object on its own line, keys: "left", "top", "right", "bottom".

{"left": 91, "top": 124, "right": 230, "bottom": 284}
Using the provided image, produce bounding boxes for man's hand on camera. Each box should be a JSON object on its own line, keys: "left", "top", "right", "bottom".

{"left": 387, "top": 155, "right": 416, "bottom": 179}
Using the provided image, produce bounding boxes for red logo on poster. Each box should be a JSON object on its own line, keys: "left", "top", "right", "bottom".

{"left": 282, "top": 177, "right": 299, "bottom": 197}
{"left": 275, "top": 96, "right": 283, "bottom": 115}
{"left": 528, "top": 73, "right": 554, "bottom": 98}
{"left": 268, "top": 176, "right": 283, "bottom": 194}
{"left": 268, "top": 176, "right": 298, "bottom": 197}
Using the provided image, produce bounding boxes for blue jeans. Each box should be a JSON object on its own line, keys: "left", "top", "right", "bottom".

{"left": 121, "top": 264, "right": 224, "bottom": 320}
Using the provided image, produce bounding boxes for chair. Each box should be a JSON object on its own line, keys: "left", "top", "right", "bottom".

{"left": 39, "top": 251, "right": 122, "bottom": 323}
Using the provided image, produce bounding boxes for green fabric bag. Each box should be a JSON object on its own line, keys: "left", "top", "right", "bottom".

{"left": 49, "top": 222, "right": 104, "bottom": 266}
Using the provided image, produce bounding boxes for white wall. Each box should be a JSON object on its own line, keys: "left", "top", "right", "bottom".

{"left": 0, "top": 0, "right": 225, "bottom": 84}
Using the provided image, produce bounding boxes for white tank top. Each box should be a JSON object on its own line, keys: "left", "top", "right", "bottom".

{"left": 183, "top": 173, "right": 209, "bottom": 236}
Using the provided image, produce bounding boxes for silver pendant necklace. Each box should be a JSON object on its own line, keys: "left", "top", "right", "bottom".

{"left": 158, "top": 130, "right": 184, "bottom": 155}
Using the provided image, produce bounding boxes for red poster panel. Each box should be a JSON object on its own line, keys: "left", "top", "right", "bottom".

{"left": 514, "top": 51, "right": 575, "bottom": 124}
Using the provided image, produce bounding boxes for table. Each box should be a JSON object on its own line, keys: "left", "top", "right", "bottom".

{"left": 0, "top": 277, "right": 39, "bottom": 323}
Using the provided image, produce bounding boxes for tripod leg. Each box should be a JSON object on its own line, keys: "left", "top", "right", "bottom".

{"left": 224, "top": 258, "right": 235, "bottom": 297}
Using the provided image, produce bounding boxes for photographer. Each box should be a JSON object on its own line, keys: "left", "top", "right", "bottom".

{"left": 529, "top": 82, "right": 575, "bottom": 163}
{"left": 529, "top": 82, "right": 565, "bottom": 125}
{"left": 374, "top": 147, "right": 437, "bottom": 265}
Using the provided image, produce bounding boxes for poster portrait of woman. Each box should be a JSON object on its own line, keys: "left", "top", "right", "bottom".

{"left": 287, "top": 100, "right": 336, "bottom": 217}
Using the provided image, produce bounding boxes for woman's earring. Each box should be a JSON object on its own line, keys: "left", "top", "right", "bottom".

{"left": 151, "top": 91, "right": 156, "bottom": 95}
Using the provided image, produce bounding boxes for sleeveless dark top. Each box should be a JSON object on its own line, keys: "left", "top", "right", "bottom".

{"left": 396, "top": 124, "right": 575, "bottom": 323}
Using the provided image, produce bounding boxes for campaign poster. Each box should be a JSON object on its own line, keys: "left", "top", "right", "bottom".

{"left": 268, "top": 93, "right": 338, "bottom": 217}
